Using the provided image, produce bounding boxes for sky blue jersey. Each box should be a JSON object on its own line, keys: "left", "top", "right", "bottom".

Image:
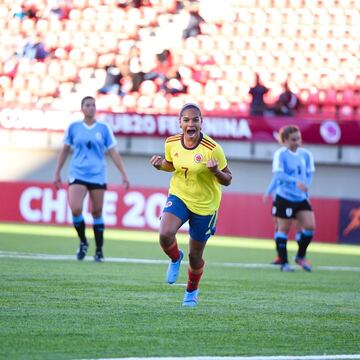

{"left": 64, "top": 120, "right": 117, "bottom": 184}
{"left": 272, "top": 146, "right": 315, "bottom": 202}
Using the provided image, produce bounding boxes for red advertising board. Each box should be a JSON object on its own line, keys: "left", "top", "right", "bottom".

{"left": 1, "top": 108, "right": 360, "bottom": 145}
{"left": 0, "top": 181, "right": 341, "bottom": 243}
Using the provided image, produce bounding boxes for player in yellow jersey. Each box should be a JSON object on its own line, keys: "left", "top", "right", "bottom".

{"left": 150, "top": 103, "right": 232, "bottom": 307}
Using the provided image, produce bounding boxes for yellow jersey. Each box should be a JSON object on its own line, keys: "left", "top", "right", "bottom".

{"left": 165, "top": 132, "right": 228, "bottom": 215}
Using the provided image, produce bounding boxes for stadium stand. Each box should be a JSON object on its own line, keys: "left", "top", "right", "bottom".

{"left": 0, "top": 0, "right": 359, "bottom": 117}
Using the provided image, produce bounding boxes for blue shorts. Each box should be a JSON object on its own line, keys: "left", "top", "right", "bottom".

{"left": 163, "top": 194, "right": 218, "bottom": 242}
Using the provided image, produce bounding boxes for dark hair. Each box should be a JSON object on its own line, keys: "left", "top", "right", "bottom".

{"left": 81, "top": 96, "right": 95, "bottom": 108}
{"left": 279, "top": 125, "right": 300, "bottom": 143}
{"left": 179, "top": 103, "right": 202, "bottom": 118}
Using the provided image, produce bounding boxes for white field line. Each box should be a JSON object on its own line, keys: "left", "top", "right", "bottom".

{"left": 2, "top": 252, "right": 359, "bottom": 360}
{"left": 83, "top": 354, "right": 360, "bottom": 360}
{"left": 0, "top": 251, "right": 360, "bottom": 272}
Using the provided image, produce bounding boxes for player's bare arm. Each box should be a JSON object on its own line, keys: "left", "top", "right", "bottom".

{"left": 108, "top": 147, "right": 130, "bottom": 191}
{"left": 53, "top": 144, "right": 71, "bottom": 189}
{"left": 206, "top": 158, "right": 232, "bottom": 186}
{"left": 150, "top": 155, "right": 175, "bottom": 172}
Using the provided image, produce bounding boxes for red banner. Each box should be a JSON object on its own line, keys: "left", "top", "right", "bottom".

{"left": 0, "top": 181, "right": 340, "bottom": 243}
{"left": 1, "top": 108, "right": 360, "bottom": 145}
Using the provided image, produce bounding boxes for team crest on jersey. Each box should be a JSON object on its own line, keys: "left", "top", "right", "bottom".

{"left": 194, "top": 153, "right": 203, "bottom": 163}
{"left": 165, "top": 200, "right": 173, "bottom": 208}
{"left": 95, "top": 132, "right": 102, "bottom": 141}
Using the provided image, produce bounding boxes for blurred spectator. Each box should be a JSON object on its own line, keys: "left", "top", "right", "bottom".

{"left": 117, "top": 0, "right": 151, "bottom": 8}
{"left": 163, "top": 67, "right": 187, "bottom": 94}
{"left": 182, "top": 1, "right": 204, "bottom": 39}
{"left": 17, "top": 35, "right": 49, "bottom": 61}
{"left": 144, "top": 49, "right": 186, "bottom": 94}
{"left": 12, "top": 3, "right": 27, "bottom": 20}
{"left": 272, "top": 82, "right": 300, "bottom": 116}
{"left": 157, "top": 49, "right": 173, "bottom": 71}
{"left": 145, "top": 49, "right": 173, "bottom": 85}
{"left": 98, "top": 63, "right": 124, "bottom": 96}
{"left": 13, "top": 1, "right": 39, "bottom": 20}
{"left": 127, "top": 45, "right": 146, "bottom": 92}
{"left": 249, "top": 73, "right": 269, "bottom": 116}
{"left": 44, "top": 0, "right": 71, "bottom": 20}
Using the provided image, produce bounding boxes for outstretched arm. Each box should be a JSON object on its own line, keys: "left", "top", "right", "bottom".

{"left": 150, "top": 155, "right": 175, "bottom": 172}
{"left": 265, "top": 176, "right": 278, "bottom": 196}
{"left": 263, "top": 176, "right": 278, "bottom": 203}
{"left": 108, "top": 147, "right": 130, "bottom": 191}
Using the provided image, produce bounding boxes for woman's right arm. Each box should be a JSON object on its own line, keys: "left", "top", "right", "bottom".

{"left": 53, "top": 144, "right": 71, "bottom": 189}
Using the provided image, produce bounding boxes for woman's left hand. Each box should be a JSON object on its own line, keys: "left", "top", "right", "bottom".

{"left": 206, "top": 158, "right": 220, "bottom": 174}
{"left": 122, "top": 177, "right": 130, "bottom": 191}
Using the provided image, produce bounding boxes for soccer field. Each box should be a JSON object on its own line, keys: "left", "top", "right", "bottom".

{"left": 0, "top": 223, "right": 359, "bottom": 360}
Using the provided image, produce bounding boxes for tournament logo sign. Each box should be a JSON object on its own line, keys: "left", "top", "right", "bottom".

{"left": 338, "top": 199, "right": 360, "bottom": 245}
{"left": 319, "top": 120, "right": 341, "bottom": 144}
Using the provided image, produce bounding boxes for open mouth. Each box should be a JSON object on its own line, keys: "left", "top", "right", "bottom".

{"left": 187, "top": 129, "right": 196, "bottom": 136}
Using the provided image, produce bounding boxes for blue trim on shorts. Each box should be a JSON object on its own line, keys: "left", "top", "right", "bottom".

{"left": 163, "top": 194, "right": 218, "bottom": 242}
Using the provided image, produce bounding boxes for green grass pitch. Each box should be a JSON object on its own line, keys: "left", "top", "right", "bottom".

{"left": 0, "top": 223, "right": 359, "bottom": 360}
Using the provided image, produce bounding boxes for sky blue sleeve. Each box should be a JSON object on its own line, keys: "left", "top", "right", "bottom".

{"left": 272, "top": 148, "right": 297, "bottom": 184}
{"left": 265, "top": 176, "right": 278, "bottom": 195}
{"left": 103, "top": 123, "right": 117, "bottom": 149}
{"left": 63, "top": 124, "right": 72, "bottom": 146}
{"left": 305, "top": 172, "right": 313, "bottom": 187}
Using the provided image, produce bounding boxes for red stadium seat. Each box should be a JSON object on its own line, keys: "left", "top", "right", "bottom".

{"left": 2, "top": 88, "right": 17, "bottom": 105}
{"left": 27, "top": 75, "right": 42, "bottom": 96}
{"left": 139, "top": 80, "right": 157, "bottom": 96}
{"left": 322, "top": 89, "right": 339, "bottom": 106}
{"left": 320, "top": 105, "right": 337, "bottom": 116}
{"left": 17, "top": 89, "right": 33, "bottom": 106}
{"left": 122, "top": 94, "right": 138, "bottom": 111}
{"left": 339, "top": 105, "right": 354, "bottom": 119}
{"left": 0, "top": 75, "right": 12, "bottom": 90}
{"left": 342, "top": 89, "right": 357, "bottom": 106}
{"left": 137, "top": 95, "right": 153, "bottom": 110}
{"left": 152, "top": 94, "right": 169, "bottom": 113}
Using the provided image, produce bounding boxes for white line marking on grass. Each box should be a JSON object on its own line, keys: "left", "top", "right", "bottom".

{"left": 1, "top": 251, "right": 360, "bottom": 272}
{"left": 82, "top": 354, "right": 360, "bottom": 360}
{"left": 170, "top": 283, "right": 187, "bottom": 287}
